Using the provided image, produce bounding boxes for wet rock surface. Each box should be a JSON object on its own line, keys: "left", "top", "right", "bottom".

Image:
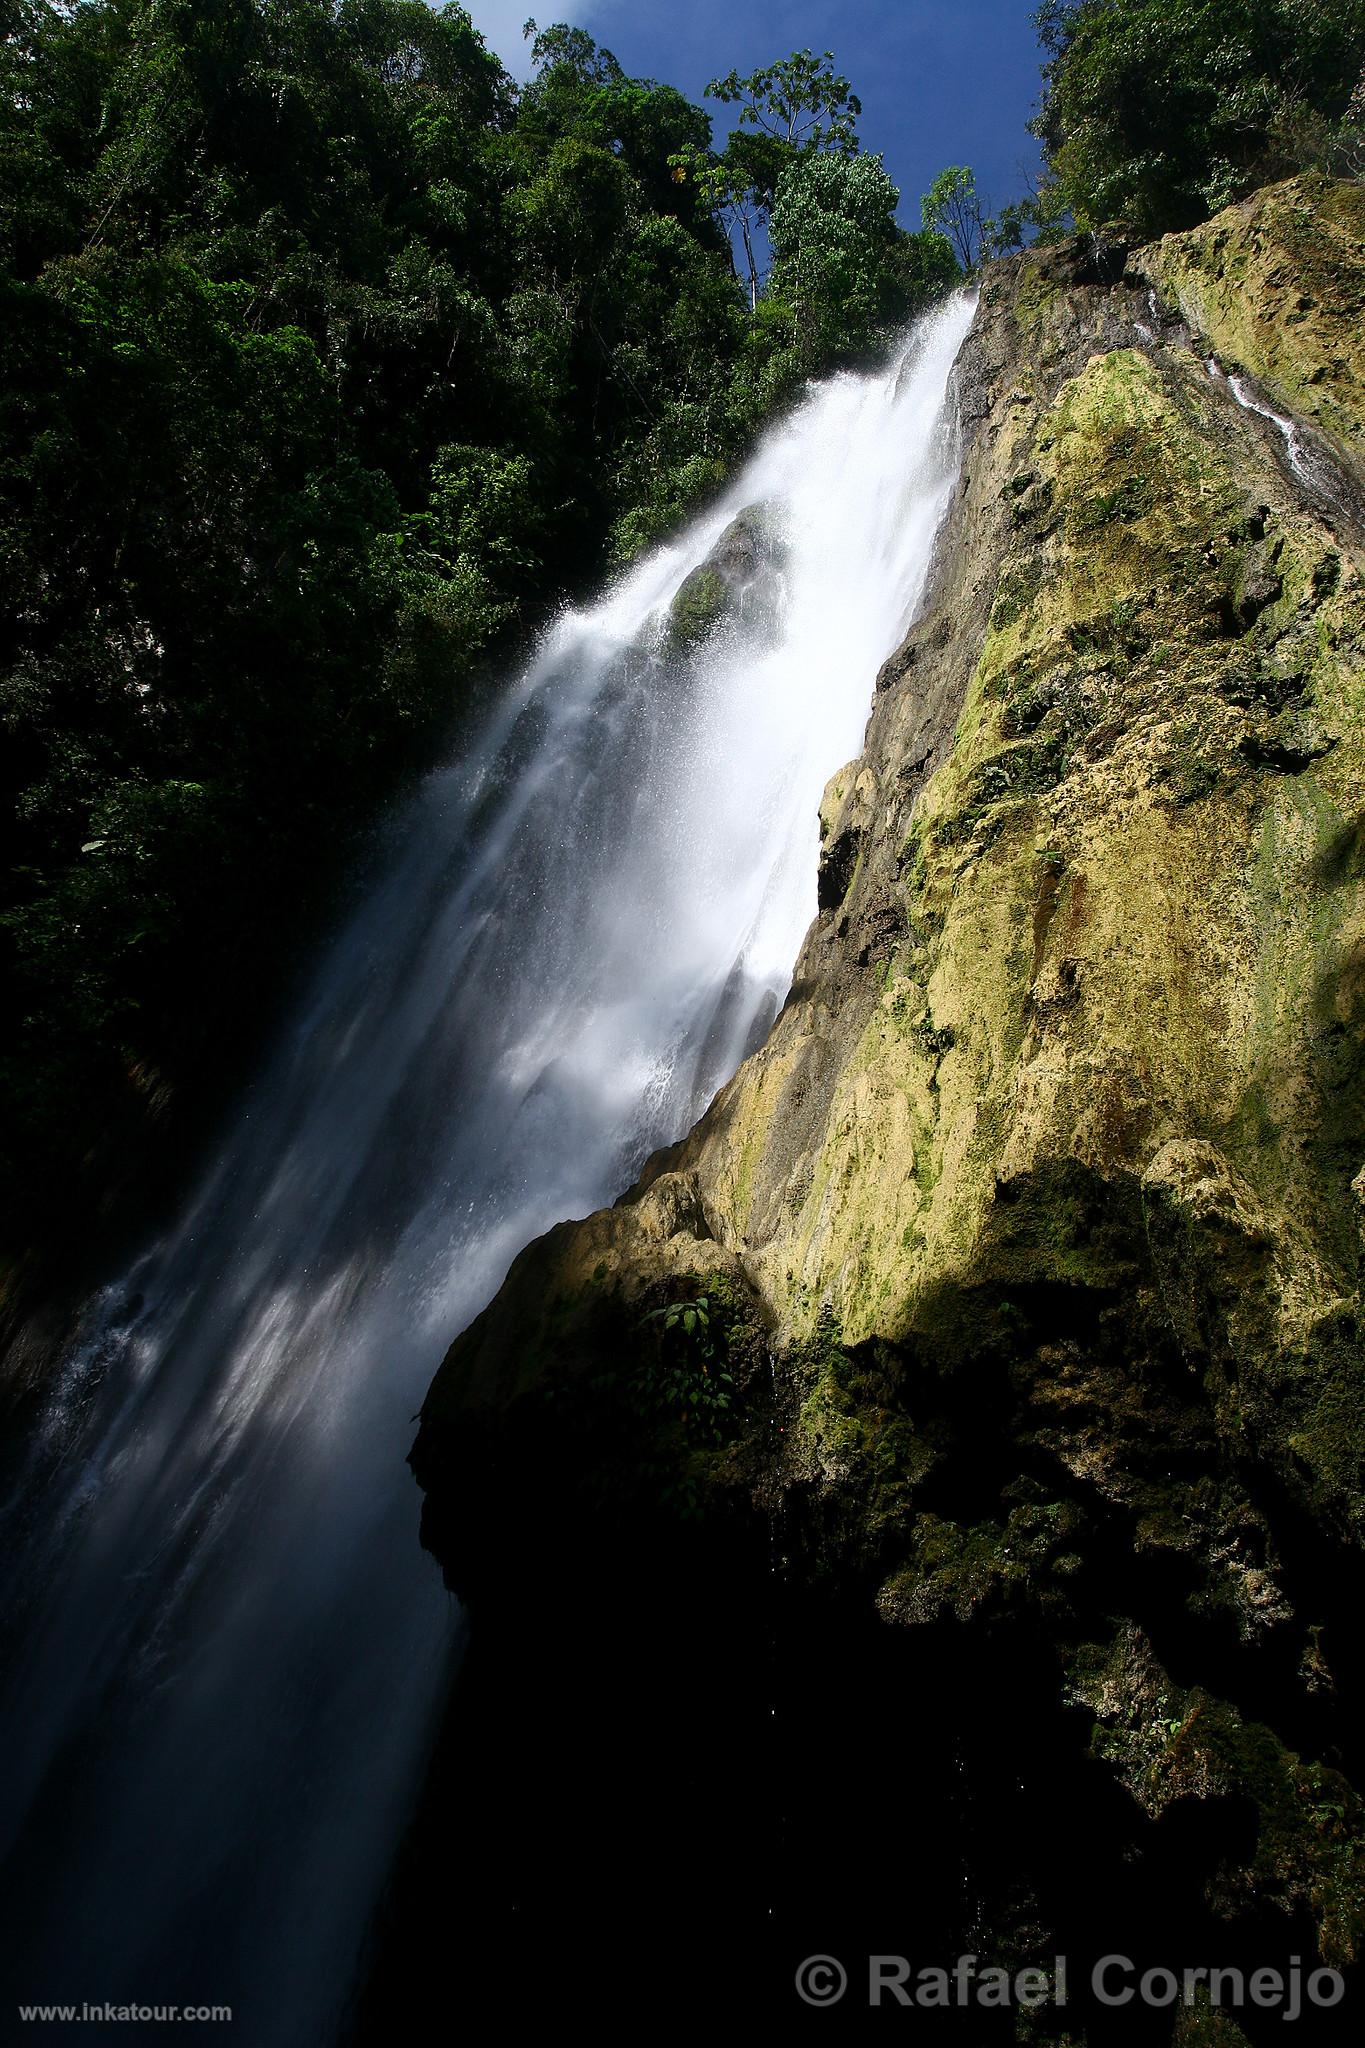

{"left": 394, "top": 180, "right": 1365, "bottom": 2038}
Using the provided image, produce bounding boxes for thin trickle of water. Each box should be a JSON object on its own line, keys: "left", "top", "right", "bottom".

{"left": 1203, "top": 354, "right": 1356, "bottom": 521}
{"left": 1224, "top": 367, "right": 1354, "bottom": 516}
{"left": 0, "top": 294, "right": 976, "bottom": 2043}
{"left": 1229, "top": 372, "right": 1315, "bottom": 478}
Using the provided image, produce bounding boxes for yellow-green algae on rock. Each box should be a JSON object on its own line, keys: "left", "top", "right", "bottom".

{"left": 1151, "top": 174, "right": 1365, "bottom": 469}
{"left": 413, "top": 179, "right": 1365, "bottom": 2012}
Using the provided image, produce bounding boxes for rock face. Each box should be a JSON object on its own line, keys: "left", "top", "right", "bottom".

{"left": 405, "top": 179, "right": 1365, "bottom": 2030}
{"left": 664, "top": 503, "right": 786, "bottom": 656}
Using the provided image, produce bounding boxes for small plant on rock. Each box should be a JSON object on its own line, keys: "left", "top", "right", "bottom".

{"left": 634, "top": 1295, "right": 735, "bottom": 1440}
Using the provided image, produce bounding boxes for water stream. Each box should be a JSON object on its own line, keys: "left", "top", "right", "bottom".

{"left": 0, "top": 293, "right": 975, "bottom": 2043}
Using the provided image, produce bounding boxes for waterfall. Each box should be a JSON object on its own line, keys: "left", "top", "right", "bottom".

{"left": 0, "top": 293, "right": 975, "bottom": 2043}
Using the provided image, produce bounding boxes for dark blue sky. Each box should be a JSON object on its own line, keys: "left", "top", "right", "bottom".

{"left": 465, "top": 0, "right": 1047, "bottom": 226}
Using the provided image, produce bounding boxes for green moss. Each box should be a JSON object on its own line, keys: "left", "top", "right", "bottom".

{"left": 1011, "top": 262, "right": 1062, "bottom": 330}
{"left": 1072, "top": 468, "right": 1154, "bottom": 534}
{"left": 1072, "top": 1627, "right": 1365, "bottom": 1963}
{"left": 880, "top": 1494, "right": 1089, "bottom": 1626}
{"left": 1173, "top": 1993, "right": 1253, "bottom": 2046}
{"left": 909, "top": 1013, "right": 955, "bottom": 1062}
{"left": 1154, "top": 178, "right": 1365, "bottom": 462}
{"left": 1281, "top": 1307, "right": 1365, "bottom": 1539}
{"left": 990, "top": 559, "right": 1045, "bottom": 632}
{"left": 666, "top": 563, "right": 728, "bottom": 655}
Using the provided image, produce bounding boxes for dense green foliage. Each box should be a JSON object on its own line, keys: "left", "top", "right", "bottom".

{"left": 1034, "top": 0, "right": 1365, "bottom": 235}
{"left": 0, "top": 3, "right": 957, "bottom": 1283}
{"left": 770, "top": 151, "right": 954, "bottom": 362}
{"left": 672, "top": 48, "right": 955, "bottom": 332}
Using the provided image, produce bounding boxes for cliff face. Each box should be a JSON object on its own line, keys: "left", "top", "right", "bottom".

{"left": 408, "top": 178, "right": 1365, "bottom": 2027}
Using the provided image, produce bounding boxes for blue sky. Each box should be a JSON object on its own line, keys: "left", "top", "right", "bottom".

{"left": 462, "top": 0, "right": 1047, "bottom": 227}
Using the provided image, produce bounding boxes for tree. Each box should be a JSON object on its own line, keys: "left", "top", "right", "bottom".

{"left": 678, "top": 49, "right": 863, "bottom": 312}
{"left": 767, "top": 149, "right": 904, "bottom": 363}
{"left": 520, "top": 18, "right": 712, "bottom": 222}
{"left": 667, "top": 139, "right": 766, "bottom": 311}
{"left": 706, "top": 48, "right": 861, "bottom": 155}
{"left": 1032, "top": 0, "right": 1365, "bottom": 236}
{"left": 922, "top": 164, "right": 986, "bottom": 271}
{"left": 1334, "top": 59, "right": 1365, "bottom": 175}
{"left": 521, "top": 18, "right": 622, "bottom": 88}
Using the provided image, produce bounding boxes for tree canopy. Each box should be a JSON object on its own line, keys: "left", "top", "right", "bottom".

{"left": 1033, "top": 0, "right": 1365, "bottom": 234}
{"left": 707, "top": 49, "right": 862, "bottom": 155}
{"left": 771, "top": 151, "right": 953, "bottom": 362}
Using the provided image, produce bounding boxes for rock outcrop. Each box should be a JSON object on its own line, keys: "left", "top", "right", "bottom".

{"left": 404, "top": 177, "right": 1365, "bottom": 2034}
{"left": 663, "top": 503, "right": 786, "bottom": 656}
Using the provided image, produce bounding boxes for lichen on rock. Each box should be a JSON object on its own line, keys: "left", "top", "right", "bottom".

{"left": 412, "top": 175, "right": 1365, "bottom": 2023}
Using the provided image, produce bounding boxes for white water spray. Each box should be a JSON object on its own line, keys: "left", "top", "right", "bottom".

{"left": 0, "top": 294, "right": 975, "bottom": 2042}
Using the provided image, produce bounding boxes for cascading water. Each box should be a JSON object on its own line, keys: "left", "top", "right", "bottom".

{"left": 0, "top": 293, "right": 975, "bottom": 2043}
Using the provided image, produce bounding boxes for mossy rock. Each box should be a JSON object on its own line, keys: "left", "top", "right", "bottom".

{"left": 663, "top": 502, "right": 785, "bottom": 657}
{"left": 414, "top": 172, "right": 1365, "bottom": 2004}
{"left": 665, "top": 563, "right": 728, "bottom": 656}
